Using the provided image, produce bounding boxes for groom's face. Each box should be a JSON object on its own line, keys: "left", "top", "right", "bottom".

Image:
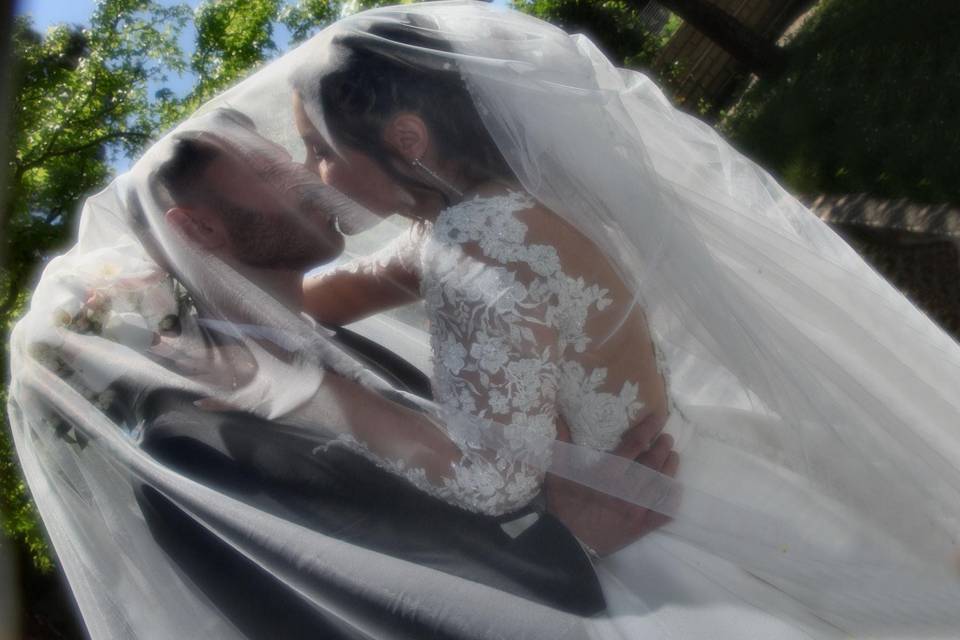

{"left": 196, "top": 139, "right": 346, "bottom": 270}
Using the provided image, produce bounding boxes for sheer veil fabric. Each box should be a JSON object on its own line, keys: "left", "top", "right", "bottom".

{"left": 8, "top": 2, "right": 960, "bottom": 638}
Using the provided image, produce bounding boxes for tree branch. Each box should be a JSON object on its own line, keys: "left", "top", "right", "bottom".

{"left": 19, "top": 130, "right": 151, "bottom": 171}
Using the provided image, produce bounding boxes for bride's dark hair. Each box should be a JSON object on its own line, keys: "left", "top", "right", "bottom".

{"left": 293, "top": 16, "right": 514, "bottom": 201}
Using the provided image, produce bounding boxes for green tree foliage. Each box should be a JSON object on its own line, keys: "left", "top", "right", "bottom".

{"left": 187, "top": 0, "right": 283, "bottom": 111}
{"left": 512, "top": 0, "right": 684, "bottom": 107}
{"left": 5, "top": 1, "right": 188, "bottom": 319}
{"left": 723, "top": 0, "right": 960, "bottom": 205}
{"left": 513, "top": 0, "right": 679, "bottom": 70}
{"left": 1, "top": 0, "right": 384, "bottom": 575}
{"left": 2, "top": 0, "right": 190, "bottom": 569}
{"left": 178, "top": 0, "right": 401, "bottom": 118}
{"left": 281, "top": 0, "right": 349, "bottom": 45}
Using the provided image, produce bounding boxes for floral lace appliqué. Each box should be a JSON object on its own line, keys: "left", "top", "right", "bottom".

{"left": 414, "top": 192, "right": 647, "bottom": 514}
{"left": 326, "top": 192, "right": 651, "bottom": 516}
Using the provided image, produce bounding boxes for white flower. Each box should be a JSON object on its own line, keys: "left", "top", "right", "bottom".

{"left": 436, "top": 207, "right": 483, "bottom": 245}
{"left": 464, "top": 266, "right": 503, "bottom": 303}
{"left": 97, "top": 263, "right": 122, "bottom": 279}
{"left": 457, "top": 388, "right": 478, "bottom": 415}
{"left": 524, "top": 244, "right": 561, "bottom": 276}
{"left": 470, "top": 331, "right": 510, "bottom": 374}
{"left": 572, "top": 336, "right": 591, "bottom": 353}
{"left": 479, "top": 215, "right": 524, "bottom": 258}
{"left": 503, "top": 470, "right": 540, "bottom": 504}
{"left": 137, "top": 279, "right": 178, "bottom": 327}
{"left": 498, "top": 211, "right": 528, "bottom": 243}
{"left": 495, "top": 281, "right": 529, "bottom": 315}
{"left": 52, "top": 308, "right": 72, "bottom": 327}
{"left": 560, "top": 390, "right": 619, "bottom": 451}
{"left": 102, "top": 311, "right": 154, "bottom": 352}
{"left": 505, "top": 357, "right": 552, "bottom": 410}
{"left": 513, "top": 412, "right": 555, "bottom": 441}
{"left": 488, "top": 389, "right": 510, "bottom": 415}
{"left": 439, "top": 334, "right": 468, "bottom": 375}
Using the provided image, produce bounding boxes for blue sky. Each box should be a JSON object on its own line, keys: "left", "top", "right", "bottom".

{"left": 15, "top": 0, "right": 508, "bottom": 33}
{"left": 14, "top": 0, "right": 291, "bottom": 101}
{"left": 15, "top": 0, "right": 103, "bottom": 31}
{"left": 14, "top": 0, "right": 510, "bottom": 104}
{"left": 14, "top": 0, "right": 509, "bottom": 171}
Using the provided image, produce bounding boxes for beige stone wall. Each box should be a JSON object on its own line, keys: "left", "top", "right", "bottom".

{"left": 809, "top": 194, "right": 960, "bottom": 338}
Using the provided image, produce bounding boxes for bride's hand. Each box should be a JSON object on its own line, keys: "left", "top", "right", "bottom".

{"left": 545, "top": 413, "right": 679, "bottom": 557}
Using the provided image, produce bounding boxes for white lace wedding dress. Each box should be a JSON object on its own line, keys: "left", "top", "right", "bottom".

{"left": 335, "top": 190, "right": 657, "bottom": 514}
{"left": 337, "top": 191, "right": 849, "bottom": 638}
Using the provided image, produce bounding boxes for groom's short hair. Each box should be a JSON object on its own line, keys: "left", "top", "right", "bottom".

{"left": 156, "top": 108, "right": 258, "bottom": 208}
{"left": 156, "top": 136, "right": 223, "bottom": 209}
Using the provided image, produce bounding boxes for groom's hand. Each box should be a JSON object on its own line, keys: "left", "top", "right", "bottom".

{"left": 545, "top": 413, "right": 678, "bottom": 557}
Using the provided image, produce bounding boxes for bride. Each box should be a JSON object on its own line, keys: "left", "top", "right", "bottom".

{"left": 8, "top": 2, "right": 960, "bottom": 638}
{"left": 291, "top": 3, "right": 960, "bottom": 638}
{"left": 293, "top": 20, "right": 678, "bottom": 532}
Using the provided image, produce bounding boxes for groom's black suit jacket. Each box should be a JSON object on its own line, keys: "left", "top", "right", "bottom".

{"left": 135, "top": 326, "right": 605, "bottom": 639}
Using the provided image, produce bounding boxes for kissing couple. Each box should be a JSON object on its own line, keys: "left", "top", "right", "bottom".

{"left": 10, "top": 4, "right": 960, "bottom": 639}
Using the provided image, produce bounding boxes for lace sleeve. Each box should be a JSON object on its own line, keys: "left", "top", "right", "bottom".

{"left": 424, "top": 251, "right": 561, "bottom": 515}
{"left": 413, "top": 192, "right": 567, "bottom": 515}
{"left": 317, "top": 192, "right": 668, "bottom": 516}
{"left": 330, "top": 221, "right": 425, "bottom": 281}
{"left": 304, "top": 222, "right": 426, "bottom": 325}
{"left": 319, "top": 194, "right": 566, "bottom": 516}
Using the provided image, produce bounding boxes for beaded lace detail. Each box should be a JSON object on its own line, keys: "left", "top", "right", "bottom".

{"left": 336, "top": 192, "right": 648, "bottom": 515}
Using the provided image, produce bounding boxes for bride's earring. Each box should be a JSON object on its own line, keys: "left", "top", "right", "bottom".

{"left": 411, "top": 157, "right": 464, "bottom": 201}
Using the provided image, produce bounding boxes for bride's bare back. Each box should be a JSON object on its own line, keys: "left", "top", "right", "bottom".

{"left": 421, "top": 187, "right": 668, "bottom": 453}
{"left": 507, "top": 193, "right": 670, "bottom": 444}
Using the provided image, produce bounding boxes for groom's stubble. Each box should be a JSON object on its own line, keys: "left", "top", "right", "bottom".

{"left": 217, "top": 195, "right": 343, "bottom": 271}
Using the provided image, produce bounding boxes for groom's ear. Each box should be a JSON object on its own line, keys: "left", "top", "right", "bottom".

{"left": 384, "top": 113, "right": 429, "bottom": 162}
{"left": 165, "top": 207, "right": 229, "bottom": 251}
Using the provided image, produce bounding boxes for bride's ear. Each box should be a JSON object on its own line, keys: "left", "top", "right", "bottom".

{"left": 384, "top": 113, "right": 430, "bottom": 162}
{"left": 165, "top": 207, "right": 228, "bottom": 251}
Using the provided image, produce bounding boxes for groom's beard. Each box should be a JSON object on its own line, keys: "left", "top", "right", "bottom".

{"left": 221, "top": 201, "right": 343, "bottom": 270}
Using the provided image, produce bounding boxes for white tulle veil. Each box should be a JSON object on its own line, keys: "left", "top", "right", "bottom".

{"left": 8, "top": 2, "right": 960, "bottom": 638}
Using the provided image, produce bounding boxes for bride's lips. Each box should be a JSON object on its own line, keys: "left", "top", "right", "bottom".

{"left": 291, "top": 177, "right": 382, "bottom": 236}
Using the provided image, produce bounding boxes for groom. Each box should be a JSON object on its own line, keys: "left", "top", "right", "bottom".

{"left": 141, "top": 114, "right": 671, "bottom": 636}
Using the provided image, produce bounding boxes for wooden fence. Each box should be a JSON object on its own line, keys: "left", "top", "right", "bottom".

{"left": 653, "top": 0, "right": 809, "bottom": 112}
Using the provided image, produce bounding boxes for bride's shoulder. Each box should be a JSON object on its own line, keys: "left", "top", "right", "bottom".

{"left": 446, "top": 182, "right": 536, "bottom": 223}
{"left": 442, "top": 184, "right": 626, "bottom": 297}
{"left": 452, "top": 183, "right": 573, "bottom": 244}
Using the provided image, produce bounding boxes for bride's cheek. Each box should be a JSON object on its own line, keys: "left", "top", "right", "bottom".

{"left": 324, "top": 163, "right": 361, "bottom": 198}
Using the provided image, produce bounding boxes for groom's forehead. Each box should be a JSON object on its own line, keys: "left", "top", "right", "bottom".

{"left": 201, "top": 153, "right": 278, "bottom": 210}
{"left": 179, "top": 135, "right": 265, "bottom": 192}
{"left": 165, "top": 127, "right": 308, "bottom": 218}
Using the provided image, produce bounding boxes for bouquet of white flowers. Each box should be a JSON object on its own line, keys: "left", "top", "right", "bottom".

{"left": 27, "top": 244, "right": 186, "bottom": 446}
